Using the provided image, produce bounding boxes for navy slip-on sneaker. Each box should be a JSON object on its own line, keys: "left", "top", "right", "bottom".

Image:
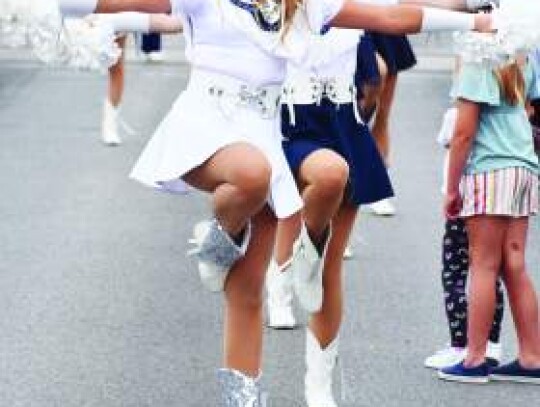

{"left": 490, "top": 360, "right": 540, "bottom": 384}
{"left": 438, "top": 361, "right": 490, "bottom": 384}
{"left": 486, "top": 358, "right": 500, "bottom": 368}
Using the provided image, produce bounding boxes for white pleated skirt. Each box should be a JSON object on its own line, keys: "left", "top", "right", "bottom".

{"left": 129, "top": 69, "right": 303, "bottom": 219}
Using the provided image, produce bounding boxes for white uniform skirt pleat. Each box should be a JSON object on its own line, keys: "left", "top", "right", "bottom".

{"left": 129, "top": 69, "right": 302, "bottom": 219}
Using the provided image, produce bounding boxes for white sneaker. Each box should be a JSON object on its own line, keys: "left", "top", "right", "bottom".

{"left": 369, "top": 198, "right": 396, "bottom": 216}
{"left": 291, "top": 224, "right": 331, "bottom": 314}
{"left": 101, "top": 99, "right": 122, "bottom": 146}
{"left": 305, "top": 329, "right": 339, "bottom": 407}
{"left": 266, "top": 259, "right": 296, "bottom": 329}
{"left": 424, "top": 345, "right": 466, "bottom": 370}
{"left": 486, "top": 341, "right": 502, "bottom": 365}
{"left": 343, "top": 244, "right": 354, "bottom": 260}
{"left": 145, "top": 51, "right": 165, "bottom": 62}
{"left": 188, "top": 220, "right": 251, "bottom": 292}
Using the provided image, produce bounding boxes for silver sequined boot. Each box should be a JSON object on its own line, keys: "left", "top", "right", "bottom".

{"left": 218, "top": 368, "right": 262, "bottom": 407}
{"left": 188, "top": 219, "right": 251, "bottom": 292}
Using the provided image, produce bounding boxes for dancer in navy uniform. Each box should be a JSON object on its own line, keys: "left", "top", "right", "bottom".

{"left": 266, "top": 27, "right": 393, "bottom": 406}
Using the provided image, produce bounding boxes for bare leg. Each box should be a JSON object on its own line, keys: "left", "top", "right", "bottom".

{"left": 224, "top": 206, "right": 277, "bottom": 376}
{"left": 501, "top": 218, "right": 540, "bottom": 368}
{"left": 183, "top": 143, "right": 271, "bottom": 238}
{"left": 371, "top": 72, "right": 398, "bottom": 167}
{"left": 107, "top": 36, "right": 127, "bottom": 107}
{"left": 358, "top": 53, "right": 387, "bottom": 123}
{"left": 464, "top": 216, "right": 506, "bottom": 367}
{"left": 182, "top": 143, "right": 274, "bottom": 378}
{"left": 298, "top": 149, "right": 349, "bottom": 243}
{"left": 274, "top": 213, "right": 302, "bottom": 266}
{"left": 309, "top": 203, "right": 359, "bottom": 347}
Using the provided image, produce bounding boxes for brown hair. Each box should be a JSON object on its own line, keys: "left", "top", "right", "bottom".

{"left": 493, "top": 62, "right": 526, "bottom": 106}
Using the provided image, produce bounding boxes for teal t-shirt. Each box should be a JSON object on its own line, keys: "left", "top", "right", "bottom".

{"left": 451, "top": 61, "right": 539, "bottom": 175}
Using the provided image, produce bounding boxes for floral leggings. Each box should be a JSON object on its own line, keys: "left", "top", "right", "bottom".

{"left": 442, "top": 219, "right": 505, "bottom": 348}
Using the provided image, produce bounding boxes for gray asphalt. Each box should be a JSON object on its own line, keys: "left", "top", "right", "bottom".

{"left": 1, "top": 52, "right": 539, "bottom": 406}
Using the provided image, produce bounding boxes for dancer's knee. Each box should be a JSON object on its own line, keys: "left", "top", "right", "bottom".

{"left": 308, "top": 156, "right": 349, "bottom": 200}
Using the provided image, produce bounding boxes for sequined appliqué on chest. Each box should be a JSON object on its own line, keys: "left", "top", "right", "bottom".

{"left": 229, "top": 0, "right": 283, "bottom": 32}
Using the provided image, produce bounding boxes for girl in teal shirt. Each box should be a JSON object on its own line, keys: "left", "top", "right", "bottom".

{"left": 440, "top": 55, "right": 540, "bottom": 384}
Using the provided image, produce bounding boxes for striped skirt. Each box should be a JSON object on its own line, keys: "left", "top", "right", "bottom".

{"left": 460, "top": 167, "right": 538, "bottom": 218}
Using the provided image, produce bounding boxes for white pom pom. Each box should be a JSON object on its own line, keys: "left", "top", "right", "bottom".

{"left": 32, "top": 18, "right": 122, "bottom": 72}
{"left": 454, "top": 1, "right": 540, "bottom": 68}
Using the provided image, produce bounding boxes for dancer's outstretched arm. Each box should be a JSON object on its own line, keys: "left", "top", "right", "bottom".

{"left": 59, "top": 0, "right": 172, "bottom": 16}
{"left": 95, "top": 0, "right": 171, "bottom": 14}
{"left": 331, "top": 1, "right": 493, "bottom": 34}
{"left": 399, "top": 0, "right": 497, "bottom": 10}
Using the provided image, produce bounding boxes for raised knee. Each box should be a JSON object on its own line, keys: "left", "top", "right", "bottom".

{"left": 235, "top": 161, "right": 271, "bottom": 204}
{"left": 312, "top": 160, "right": 349, "bottom": 198}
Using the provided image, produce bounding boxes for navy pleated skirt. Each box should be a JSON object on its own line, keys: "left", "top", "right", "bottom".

{"left": 281, "top": 101, "right": 394, "bottom": 206}
{"left": 355, "top": 33, "right": 381, "bottom": 91}
{"left": 368, "top": 33, "right": 416, "bottom": 74}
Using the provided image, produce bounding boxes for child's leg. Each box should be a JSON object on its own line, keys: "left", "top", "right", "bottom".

{"left": 266, "top": 214, "right": 301, "bottom": 329}
{"left": 107, "top": 36, "right": 127, "bottom": 107}
{"left": 183, "top": 143, "right": 271, "bottom": 238}
{"left": 298, "top": 149, "right": 349, "bottom": 244}
{"left": 371, "top": 72, "right": 398, "bottom": 166}
{"left": 442, "top": 218, "right": 469, "bottom": 348}
{"left": 501, "top": 218, "right": 540, "bottom": 368}
{"left": 274, "top": 213, "right": 302, "bottom": 266}
{"left": 305, "top": 203, "right": 358, "bottom": 407}
{"left": 464, "top": 216, "right": 506, "bottom": 367}
{"left": 309, "top": 204, "right": 358, "bottom": 346}
{"left": 224, "top": 206, "right": 277, "bottom": 376}
{"left": 358, "top": 53, "right": 387, "bottom": 123}
{"left": 102, "top": 36, "right": 127, "bottom": 145}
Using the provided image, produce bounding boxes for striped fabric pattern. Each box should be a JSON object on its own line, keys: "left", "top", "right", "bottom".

{"left": 460, "top": 167, "right": 539, "bottom": 218}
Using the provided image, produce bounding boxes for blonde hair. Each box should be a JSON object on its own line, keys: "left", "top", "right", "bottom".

{"left": 493, "top": 61, "right": 526, "bottom": 106}
{"left": 281, "top": 0, "right": 302, "bottom": 37}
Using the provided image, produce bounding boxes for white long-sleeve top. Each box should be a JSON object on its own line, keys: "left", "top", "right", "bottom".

{"left": 172, "top": 0, "right": 345, "bottom": 87}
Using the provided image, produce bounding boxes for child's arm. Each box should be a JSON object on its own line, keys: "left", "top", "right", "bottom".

{"left": 331, "top": 1, "right": 494, "bottom": 34}
{"left": 444, "top": 99, "right": 480, "bottom": 219}
{"left": 59, "top": 0, "right": 172, "bottom": 15}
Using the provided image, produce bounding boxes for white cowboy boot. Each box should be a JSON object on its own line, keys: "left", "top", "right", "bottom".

{"left": 305, "top": 329, "right": 339, "bottom": 407}
{"left": 291, "top": 224, "right": 331, "bottom": 313}
{"left": 101, "top": 99, "right": 122, "bottom": 146}
{"left": 188, "top": 219, "right": 251, "bottom": 292}
{"left": 218, "top": 368, "right": 262, "bottom": 407}
{"left": 266, "top": 259, "right": 296, "bottom": 329}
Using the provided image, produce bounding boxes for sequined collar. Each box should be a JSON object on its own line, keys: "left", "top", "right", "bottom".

{"left": 229, "top": 0, "right": 282, "bottom": 32}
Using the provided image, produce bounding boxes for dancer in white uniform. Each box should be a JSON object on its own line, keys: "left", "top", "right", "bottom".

{"left": 54, "top": 0, "right": 493, "bottom": 405}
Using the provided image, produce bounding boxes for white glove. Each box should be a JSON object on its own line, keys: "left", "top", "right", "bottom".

{"left": 92, "top": 12, "right": 151, "bottom": 34}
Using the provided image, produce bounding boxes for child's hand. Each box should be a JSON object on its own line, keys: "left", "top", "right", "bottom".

{"left": 444, "top": 191, "right": 462, "bottom": 220}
